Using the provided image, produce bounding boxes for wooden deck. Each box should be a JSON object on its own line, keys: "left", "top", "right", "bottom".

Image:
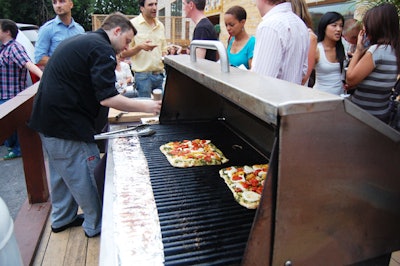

{"left": 32, "top": 215, "right": 100, "bottom": 266}
{"left": 28, "top": 216, "right": 400, "bottom": 266}
{"left": 391, "top": 252, "right": 400, "bottom": 266}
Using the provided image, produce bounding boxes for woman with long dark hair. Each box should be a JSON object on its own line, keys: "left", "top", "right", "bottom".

{"left": 346, "top": 3, "right": 400, "bottom": 123}
{"left": 313, "top": 12, "right": 346, "bottom": 95}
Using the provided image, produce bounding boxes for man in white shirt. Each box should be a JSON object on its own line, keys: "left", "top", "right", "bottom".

{"left": 252, "top": 0, "right": 309, "bottom": 85}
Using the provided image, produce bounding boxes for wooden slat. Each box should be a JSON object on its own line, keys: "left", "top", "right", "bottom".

{"left": 32, "top": 217, "right": 52, "bottom": 266}
{"left": 14, "top": 200, "right": 51, "bottom": 266}
{"left": 63, "top": 227, "right": 88, "bottom": 266}
{"left": 41, "top": 230, "right": 70, "bottom": 265}
{"left": 0, "top": 83, "right": 49, "bottom": 204}
{"left": 32, "top": 211, "right": 101, "bottom": 266}
{"left": 108, "top": 108, "right": 155, "bottom": 123}
{"left": 391, "top": 251, "right": 400, "bottom": 266}
{"left": 19, "top": 123, "right": 49, "bottom": 204}
{"left": 390, "top": 258, "right": 400, "bottom": 266}
{"left": 86, "top": 237, "right": 101, "bottom": 265}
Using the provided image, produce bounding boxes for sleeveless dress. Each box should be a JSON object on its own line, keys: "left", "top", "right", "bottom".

{"left": 313, "top": 42, "right": 344, "bottom": 95}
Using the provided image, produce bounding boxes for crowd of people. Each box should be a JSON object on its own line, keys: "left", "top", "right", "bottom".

{"left": 1, "top": 0, "right": 399, "bottom": 239}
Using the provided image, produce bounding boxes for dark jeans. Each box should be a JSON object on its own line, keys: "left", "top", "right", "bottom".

{"left": 0, "top": 99, "right": 20, "bottom": 155}
{"left": 134, "top": 71, "right": 164, "bottom": 98}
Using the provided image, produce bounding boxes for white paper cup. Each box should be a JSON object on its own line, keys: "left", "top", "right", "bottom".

{"left": 152, "top": 89, "right": 163, "bottom": 101}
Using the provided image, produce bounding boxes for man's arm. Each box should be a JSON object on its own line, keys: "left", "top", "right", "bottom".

{"left": 34, "top": 27, "right": 50, "bottom": 65}
{"left": 100, "top": 94, "right": 161, "bottom": 114}
{"left": 36, "top": 56, "right": 50, "bottom": 66}
{"left": 121, "top": 41, "right": 158, "bottom": 58}
{"left": 25, "top": 61, "right": 43, "bottom": 79}
{"left": 195, "top": 48, "right": 207, "bottom": 59}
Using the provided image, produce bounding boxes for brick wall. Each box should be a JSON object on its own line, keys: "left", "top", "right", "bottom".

{"left": 218, "top": 0, "right": 261, "bottom": 45}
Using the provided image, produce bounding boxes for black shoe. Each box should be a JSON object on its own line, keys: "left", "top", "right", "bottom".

{"left": 85, "top": 231, "right": 100, "bottom": 238}
{"left": 51, "top": 214, "right": 84, "bottom": 233}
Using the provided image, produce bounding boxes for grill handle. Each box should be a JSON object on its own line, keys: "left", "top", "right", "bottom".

{"left": 190, "top": 40, "right": 230, "bottom": 73}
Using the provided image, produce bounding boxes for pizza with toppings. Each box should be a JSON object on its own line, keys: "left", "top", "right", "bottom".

{"left": 219, "top": 164, "right": 268, "bottom": 209}
{"left": 159, "top": 139, "right": 229, "bottom": 168}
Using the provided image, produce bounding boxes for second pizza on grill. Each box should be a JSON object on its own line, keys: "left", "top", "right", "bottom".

{"left": 159, "top": 139, "right": 229, "bottom": 168}
{"left": 219, "top": 164, "right": 269, "bottom": 209}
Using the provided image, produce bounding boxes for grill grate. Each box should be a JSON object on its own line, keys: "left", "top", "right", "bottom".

{"left": 139, "top": 122, "right": 268, "bottom": 265}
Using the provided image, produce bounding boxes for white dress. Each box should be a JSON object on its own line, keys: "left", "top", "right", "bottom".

{"left": 313, "top": 42, "right": 344, "bottom": 95}
{"left": 115, "top": 61, "right": 133, "bottom": 88}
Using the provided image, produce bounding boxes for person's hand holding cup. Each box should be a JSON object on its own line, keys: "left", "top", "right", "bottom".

{"left": 152, "top": 89, "right": 162, "bottom": 115}
{"left": 152, "top": 89, "right": 163, "bottom": 101}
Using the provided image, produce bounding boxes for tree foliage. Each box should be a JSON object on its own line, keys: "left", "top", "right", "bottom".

{"left": 0, "top": 0, "right": 140, "bottom": 31}
{"left": 355, "top": 0, "right": 400, "bottom": 19}
{"left": 93, "top": 0, "right": 139, "bottom": 15}
{"left": 0, "top": 0, "right": 42, "bottom": 24}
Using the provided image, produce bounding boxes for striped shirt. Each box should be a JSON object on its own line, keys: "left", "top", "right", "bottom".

{"left": 251, "top": 2, "right": 309, "bottom": 84}
{"left": 351, "top": 45, "right": 398, "bottom": 121}
{"left": 0, "top": 39, "right": 30, "bottom": 100}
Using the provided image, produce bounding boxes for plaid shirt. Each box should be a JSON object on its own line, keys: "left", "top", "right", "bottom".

{"left": 0, "top": 39, "right": 30, "bottom": 100}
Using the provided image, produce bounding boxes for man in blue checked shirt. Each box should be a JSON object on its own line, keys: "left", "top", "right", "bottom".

{"left": 0, "top": 19, "right": 43, "bottom": 159}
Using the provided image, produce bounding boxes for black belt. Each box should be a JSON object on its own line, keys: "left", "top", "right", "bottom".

{"left": 137, "top": 71, "right": 163, "bottom": 75}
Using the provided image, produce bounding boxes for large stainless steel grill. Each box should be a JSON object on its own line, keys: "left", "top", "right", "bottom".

{"left": 101, "top": 41, "right": 400, "bottom": 266}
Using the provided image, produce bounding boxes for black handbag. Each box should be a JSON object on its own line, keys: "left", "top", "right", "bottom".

{"left": 388, "top": 79, "right": 400, "bottom": 131}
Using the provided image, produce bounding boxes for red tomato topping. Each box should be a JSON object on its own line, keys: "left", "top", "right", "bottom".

{"left": 250, "top": 179, "right": 258, "bottom": 187}
{"left": 232, "top": 175, "right": 242, "bottom": 181}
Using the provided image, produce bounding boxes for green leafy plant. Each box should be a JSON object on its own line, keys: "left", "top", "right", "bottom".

{"left": 355, "top": 0, "right": 400, "bottom": 19}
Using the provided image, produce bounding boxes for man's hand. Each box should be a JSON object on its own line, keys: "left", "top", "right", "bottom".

{"left": 141, "top": 40, "right": 158, "bottom": 51}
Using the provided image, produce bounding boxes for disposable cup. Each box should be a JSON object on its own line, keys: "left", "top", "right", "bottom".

{"left": 152, "top": 89, "right": 163, "bottom": 101}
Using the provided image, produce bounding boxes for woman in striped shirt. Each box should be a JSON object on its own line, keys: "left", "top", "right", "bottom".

{"left": 346, "top": 3, "right": 400, "bottom": 123}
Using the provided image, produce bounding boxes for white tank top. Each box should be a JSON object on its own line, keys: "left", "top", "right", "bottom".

{"left": 313, "top": 42, "right": 344, "bottom": 95}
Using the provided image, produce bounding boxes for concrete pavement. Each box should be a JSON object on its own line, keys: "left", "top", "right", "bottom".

{"left": 0, "top": 145, "right": 27, "bottom": 220}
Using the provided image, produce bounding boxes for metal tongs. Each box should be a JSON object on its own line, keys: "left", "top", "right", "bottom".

{"left": 94, "top": 124, "right": 155, "bottom": 140}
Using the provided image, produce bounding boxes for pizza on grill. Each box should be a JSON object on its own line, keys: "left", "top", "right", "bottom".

{"left": 159, "top": 139, "right": 229, "bottom": 168}
{"left": 219, "top": 164, "right": 268, "bottom": 209}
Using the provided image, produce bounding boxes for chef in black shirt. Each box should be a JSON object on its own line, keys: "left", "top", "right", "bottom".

{"left": 29, "top": 12, "right": 161, "bottom": 238}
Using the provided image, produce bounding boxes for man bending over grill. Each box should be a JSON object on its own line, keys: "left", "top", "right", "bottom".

{"left": 28, "top": 12, "right": 161, "bottom": 238}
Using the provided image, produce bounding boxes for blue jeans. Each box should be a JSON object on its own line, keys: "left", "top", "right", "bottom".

{"left": 134, "top": 71, "right": 164, "bottom": 98}
{"left": 0, "top": 99, "right": 20, "bottom": 156}
{"left": 39, "top": 134, "right": 102, "bottom": 237}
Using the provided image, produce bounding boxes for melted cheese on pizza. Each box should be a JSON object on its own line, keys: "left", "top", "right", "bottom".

{"left": 160, "top": 139, "right": 229, "bottom": 168}
{"left": 219, "top": 164, "right": 269, "bottom": 209}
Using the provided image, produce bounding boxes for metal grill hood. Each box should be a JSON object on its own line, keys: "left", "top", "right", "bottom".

{"left": 160, "top": 53, "right": 400, "bottom": 265}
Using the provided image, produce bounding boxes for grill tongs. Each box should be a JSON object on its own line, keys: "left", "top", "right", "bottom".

{"left": 94, "top": 124, "right": 155, "bottom": 140}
